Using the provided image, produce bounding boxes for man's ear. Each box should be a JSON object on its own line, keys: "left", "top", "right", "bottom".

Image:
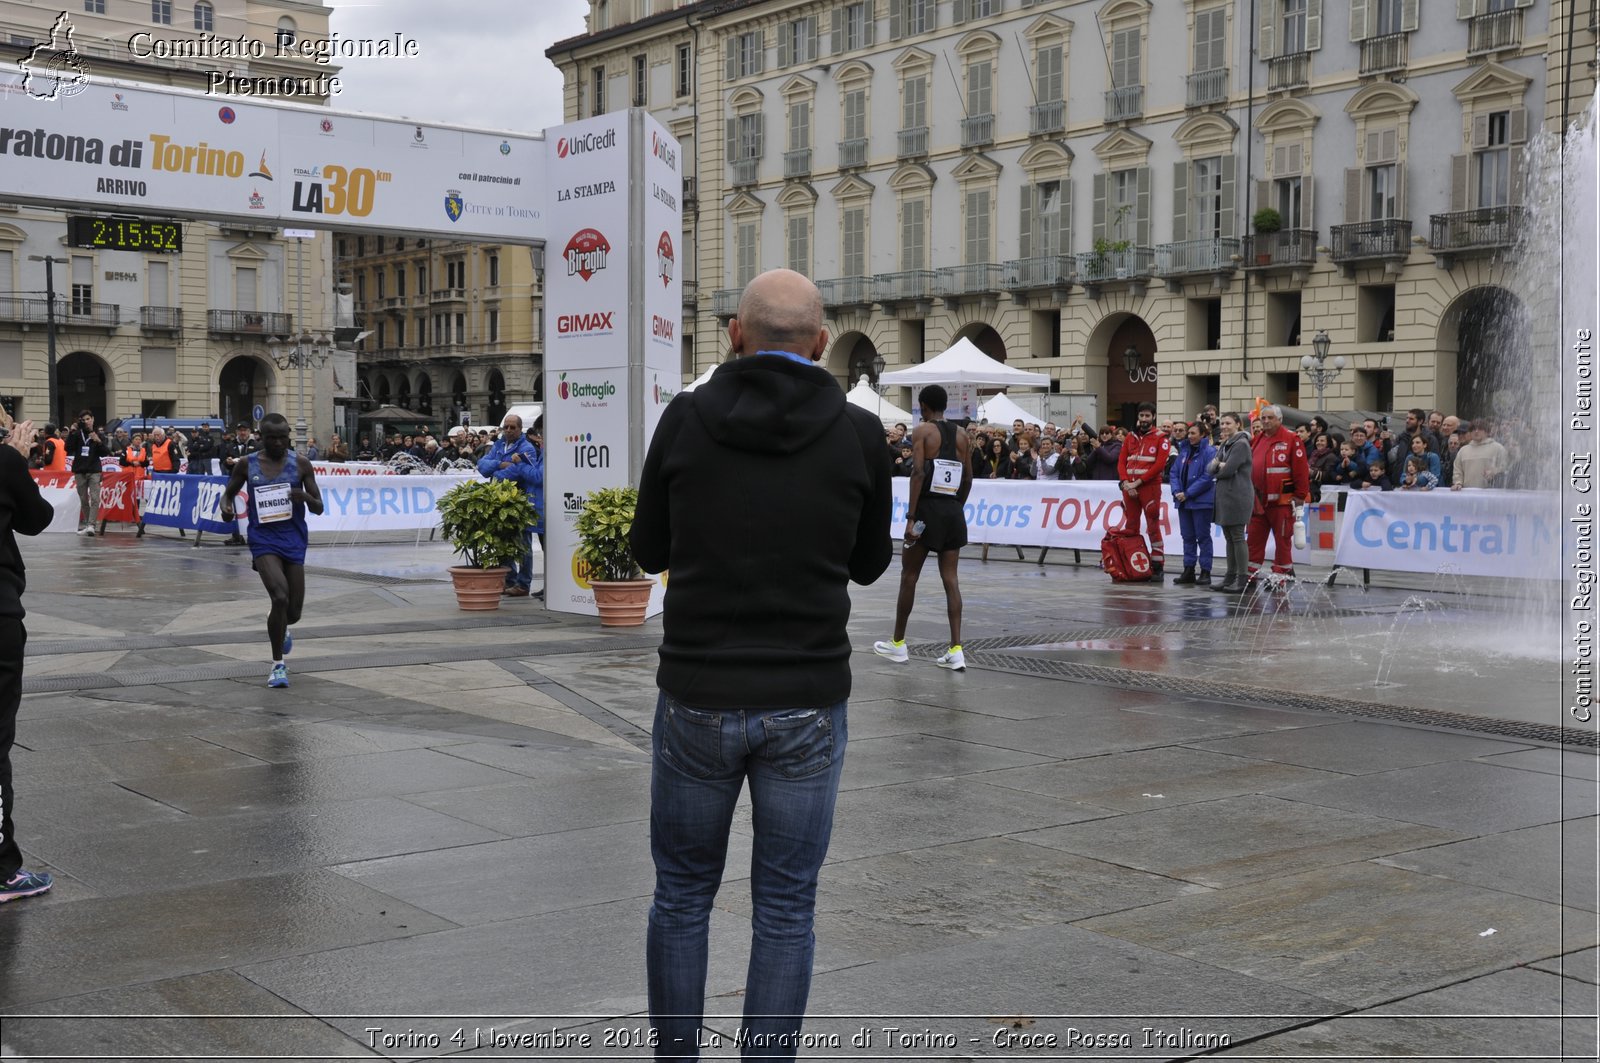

{"left": 811, "top": 327, "right": 829, "bottom": 362}
{"left": 727, "top": 318, "right": 744, "bottom": 355}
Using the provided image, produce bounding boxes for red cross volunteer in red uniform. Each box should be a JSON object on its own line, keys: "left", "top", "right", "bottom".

{"left": 1117, "top": 402, "right": 1172, "bottom": 577}
{"left": 1247, "top": 404, "right": 1311, "bottom": 578}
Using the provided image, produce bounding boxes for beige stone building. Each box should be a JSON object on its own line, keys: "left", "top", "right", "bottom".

{"left": 0, "top": 1, "right": 339, "bottom": 435}
{"left": 547, "top": 0, "right": 1596, "bottom": 426}
{"left": 337, "top": 234, "right": 545, "bottom": 429}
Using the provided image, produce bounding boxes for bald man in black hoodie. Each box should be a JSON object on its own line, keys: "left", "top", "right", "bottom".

{"left": 631, "top": 267, "right": 892, "bottom": 1058}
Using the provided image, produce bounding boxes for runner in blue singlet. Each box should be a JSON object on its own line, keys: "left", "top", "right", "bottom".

{"left": 219, "top": 414, "right": 323, "bottom": 688}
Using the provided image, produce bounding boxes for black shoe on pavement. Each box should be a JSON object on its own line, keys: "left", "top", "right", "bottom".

{"left": 1150, "top": 561, "right": 1164, "bottom": 579}
{"left": 1172, "top": 567, "right": 1196, "bottom": 585}
{"left": 1195, "top": 571, "right": 1212, "bottom": 586}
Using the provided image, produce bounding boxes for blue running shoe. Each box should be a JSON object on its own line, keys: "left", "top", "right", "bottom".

{"left": 0, "top": 869, "right": 53, "bottom": 903}
{"left": 282, "top": 631, "right": 292, "bottom": 657}
{"left": 268, "top": 663, "right": 289, "bottom": 689}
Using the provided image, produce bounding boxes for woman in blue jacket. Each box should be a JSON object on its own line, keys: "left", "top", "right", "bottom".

{"left": 1169, "top": 422, "right": 1217, "bottom": 586}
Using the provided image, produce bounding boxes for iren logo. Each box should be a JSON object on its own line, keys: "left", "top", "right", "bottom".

{"left": 565, "top": 432, "right": 612, "bottom": 469}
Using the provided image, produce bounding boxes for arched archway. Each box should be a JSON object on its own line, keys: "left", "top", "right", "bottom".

{"left": 1086, "top": 312, "right": 1158, "bottom": 426}
{"left": 486, "top": 369, "right": 507, "bottom": 426}
{"left": 954, "top": 322, "right": 1006, "bottom": 363}
{"left": 415, "top": 372, "right": 433, "bottom": 416}
{"left": 56, "top": 351, "right": 110, "bottom": 426}
{"left": 828, "top": 330, "right": 878, "bottom": 388}
{"left": 218, "top": 355, "right": 269, "bottom": 428}
{"left": 375, "top": 374, "right": 391, "bottom": 407}
{"left": 396, "top": 376, "right": 412, "bottom": 412}
{"left": 1438, "top": 285, "right": 1527, "bottom": 421}
{"left": 450, "top": 372, "right": 469, "bottom": 424}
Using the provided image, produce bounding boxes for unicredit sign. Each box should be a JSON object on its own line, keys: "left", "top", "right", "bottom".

{"left": 555, "top": 128, "right": 619, "bottom": 159}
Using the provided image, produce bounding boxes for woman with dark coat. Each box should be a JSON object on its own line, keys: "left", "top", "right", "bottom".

{"left": 1308, "top": 433, "right": 1340, "bottom": 501}
{"left": 1169, "top": 423, "right": 1217, "bottom": 586}
{"left": 1208, "top": 412, "right": 1255, "bottom": 594}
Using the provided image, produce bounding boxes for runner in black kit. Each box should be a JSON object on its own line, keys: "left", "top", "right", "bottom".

{"left": 873, "top": 384, "right": 972, "bottom": 671}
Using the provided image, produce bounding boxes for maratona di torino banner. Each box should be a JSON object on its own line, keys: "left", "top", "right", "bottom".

{"left": 0, "top": 60, "right": 544, "bottom": 242}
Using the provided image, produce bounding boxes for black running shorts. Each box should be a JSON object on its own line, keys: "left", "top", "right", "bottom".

{"left": 915, "top": 499, "right": 968, "bottom": 553}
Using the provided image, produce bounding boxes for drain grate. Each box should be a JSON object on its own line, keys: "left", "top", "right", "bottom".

{"left": 911, "top": 645, "right": 1598, "bottom": 749}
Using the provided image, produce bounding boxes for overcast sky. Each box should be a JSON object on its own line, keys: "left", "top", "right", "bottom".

{"left": 329, "top": 0, "right": 590, "bottom": 134}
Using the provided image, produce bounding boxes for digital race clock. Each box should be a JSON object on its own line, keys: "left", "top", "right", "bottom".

{"left": 66, "top": 216, "right": 183, "bottom": 254}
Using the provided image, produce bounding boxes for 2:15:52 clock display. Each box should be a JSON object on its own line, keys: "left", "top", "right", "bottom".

{"left": 66, "top": 216, "right": 183, "bottom": 253}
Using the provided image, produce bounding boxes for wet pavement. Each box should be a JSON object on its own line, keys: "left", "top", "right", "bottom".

{"left": 0, "top": 525, "right": 1595, "bottom": 1061}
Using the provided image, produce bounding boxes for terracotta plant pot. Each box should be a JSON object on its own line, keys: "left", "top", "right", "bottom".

{"left": 449, "top": 565, "right": 510, "bottom": 611}
{"left": 591, "top": 579, "right": 654, "bottom": 627}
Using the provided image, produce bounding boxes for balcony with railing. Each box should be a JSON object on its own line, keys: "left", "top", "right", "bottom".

{"left": 0, "top": 296, "right": 120, "bottom": 328}
{"left": 873, "top": 270, "right": 936, "bottom": 308}
{"left": 682, "top": 279, "right": 698, "bottom": 308}
{"left": 1268, "top": 51, "right": 1311, "bottom": 92}
{"left": 936, "top": 263, "right": 1005, "bottom": 304}
{"left": 817, "top": 276, "right": 874, "bottom": 310}
{"left": 731, "top": 157, "right": 759, "bottom": 187}
{"left": 1003, "top": 255, "right": 1075, "bottom": 299}
{"left": 1104, "top": 85, "right": 1144, "bottom": 123}
{"left": 429, "top": 287, "right": 467, "bottom": 305}
{"left": 711, "top": 288, "right": 741, "bottom": 320}
{"left": 784, "top": 148, "right": 812, "bottom": 179}
{"left": 1468, "top": 9, "right": 1522, "bottom": 55}
{"left": 1330, "top": 218, "right": 1412, "bottom": 274}
{"left": 961, "top": 114, "right": 995, "bottom": 149}
{"left": 1428, "top": 206, "right": 1524, "bottom": 269}
{"left": 1029, "top": 99, "right": 1065, "bottom": 136}
{"left": 1077, "top": 246, "right": 1155, "bottom": 292}
{"left": 140, "top": 305, "right": 182, "bottom": 331}
{"left": 1359, "top": 32, "right": 1408, "bottom": 76}
{"left": 1243, "top": 229, "right": 1318, "bottom": 277}
{"left": 838, "top": 137, "right": 869, "bottom": 169}
{"left": 683, "top": 176, "right": 697, "bottom": 204}
{"left": 208, "top": 309, "right": 291, "bottom": 335}
{"left": 897, "top": 126, "right": 929, "bottom": 160}
{"left": 1156, "top": 238, "right": 1241, "bottom": 290}
{"left": 1186, "top": 68, "right": 1228, "bottom": 108}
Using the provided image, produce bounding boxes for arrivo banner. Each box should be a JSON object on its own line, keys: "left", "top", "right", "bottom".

{"left": 1334, "top": 489, "right": 1559, "bottom": 580}
{"left": 0, "top": 62, "right": 543, "bottom": 241}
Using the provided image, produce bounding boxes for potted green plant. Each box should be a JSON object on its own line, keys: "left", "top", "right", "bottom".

{"left": 436, "top": 477, "right": 538, "bottom": 610}
{"left": 1252, "top": 207, "right": 1283, "bottom": 265}
{"left": 576, "top": 486, "right": 654, "bottom": 626}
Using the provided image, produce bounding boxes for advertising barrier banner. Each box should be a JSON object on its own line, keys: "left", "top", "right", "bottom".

{"left": 1333, "top": 489, "right": 1559, "bottom": 580}
{"left": 137, "top": 474, "right": 237, "bottom": 534}
{"left": 124, "top": 473, "right": 470, "bottom": 535}
{"left": 31, "top": 469, "right": 142, "bottom": 525}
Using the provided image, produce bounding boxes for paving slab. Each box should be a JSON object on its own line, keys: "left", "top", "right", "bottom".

{"left": 1190, "top": 720, "right": 1535, "bottom": 774}
{"left": 0, "top": 870, "right": 456, "bottom": 1009}
{"left": 1377, "top": 816, "right": 1600, "bottom": 911}
{"left": 10, "top": 734, "right": 263, "bottom": 791}
{"left": 401, "top": 771, "right": 651, "bottom": 838}
{"left": 1076, "top": 861, "right": 1598, "bottom": 1007}
{"left": 1533, "top": 945, "right": 1600, "bottom": 985}
{"left": 1269, "top": 759, "right": 1599, "bottom": 833}
{"left": 838, "top": 733, "right": 1054, "bottom": 790}
{"left": 1478, "top": 745, "right": 1600, "bottom": 779}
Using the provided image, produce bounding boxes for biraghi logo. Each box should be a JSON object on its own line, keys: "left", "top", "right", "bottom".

{"left": 563, "top": 228, "right": 610, "bottom": 281}
{"left": 555, "top": 128, "right": 619, "bottom": 160}
{"left": 657, "top": 231, "right": 675, "bottom": 288}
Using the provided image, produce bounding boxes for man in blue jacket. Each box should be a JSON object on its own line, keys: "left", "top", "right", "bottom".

{"left": 1169, "top": 421, "right": 1217, "bottom": 586}
{"left": 476, "top": 412, "right": 543, "bottom": 598}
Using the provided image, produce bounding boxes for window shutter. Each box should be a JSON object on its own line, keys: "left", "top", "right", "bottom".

{"left": 726, "top": 37, "right": 739, "bottom": 81}
{"left": 754, "top": 113, "right": 765, "bottom": 157}
{"left": 890, "top": 0, "right": 903, "bottom": 40}
{"left": 1456, "top": 0, "right": 1476, "bottom": 20}
{"left": 1135, "top": 165, "right": 1151, "bottom": 247}
{"left": 1450, "top": 154, "right": 1469, "bottom": 211}
{"left": 1290, "top": 143, "right": 1303, "bottom": 174}
{"left": 1401, "top": 0, "right": 1419, "bottom": 32}
{"left": 1345, "top": 167, "right": 1363, "bottom": 223}
{"left": 1350, "top": 0, "right": 1369, "bottom": 41}
{"left": 1381, "top": 128, "right": 1398, "bottom": 163}
{"left": 1395, "top": 162, "right": 1406, "bottom": 220}
{"left": 1471, "top": 114, "right": 1490, "bottom": 150}
{"left": 1256, "top": 178, "right": 1272, "bottom": 221}
{"left": 1019, "top": 185, "right": 1033, "bottom": 258}
{"left": 1171, "top": 161, "right": 1189, "bottom": 242}
{"left": 1304, "top": 174, "right": 1315, "bottom": 227}
{"left": 864, "top": 6, "right": 875, "bottom": 45}
{"left": 807, "top": 17, "right": 819, "bottom": 60}
{"left": 832, "top": 8, "right": 844, "bottom": 54}
{"left": 1306, "top": 0, "right": 1323, "bottom": 50}
{"left": 1259, "top": 0, "right": 1277, "bottom": 60}
{"left": 1514, "top": 0, "right": 1533, "bottom": 9}
{"left": 1272, "top": 144, "right": 1287, "bottom": 176}
{"left": 752, "top": 33, "right": 765, "bottom": 75}
{"left": 953, "top": 0, "right": 968, "bottom": 24}
{"left": 1060, "top": 179, "right": 1073, "bottom": 256}
{"left": 928, "top": 0, "right": 939, "bottom": 31}
{"left": 726, "top": 116, "right": 738, "bottom": 162}
{"left": 1509, "top": 145, "right": 1525, "bottom": 204}
{"left": 777, "top": 23, "right": 792, "bottom": 67}
{"left": 1509, "top": 107, "right": 1528, "bottom": 144}
{"left": 1219, "top": 155, "right": 1236, "bottom": 238}
{"left": 1092, "top": 172, "right": 1107, "bottom": 241}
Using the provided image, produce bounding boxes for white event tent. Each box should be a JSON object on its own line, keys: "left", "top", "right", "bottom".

{"left": 846, "top": 377, "right": 915, "bottom": 426}
{"left": 877, "top": 337, "right": 1052, "bottom": 388}
{"left": 977, "top": 391, "right": 1041, "bottom": 427}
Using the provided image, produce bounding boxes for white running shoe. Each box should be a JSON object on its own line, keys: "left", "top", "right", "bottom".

{"left": 873, "top": 639, "right": 909, "bottom": 663}
{"left": 935, "top": 647, "right": 966, "bottom": 672}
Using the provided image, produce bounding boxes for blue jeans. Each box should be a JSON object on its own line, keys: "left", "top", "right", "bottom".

{"left": 647, "top": 692, "right": 848, "bottom": 1061}
{"left": 504, "top": 526, "right": 535, "bottom": 590}
{"left": 1179, "top": 506, "right": 1214, "bottom": 571}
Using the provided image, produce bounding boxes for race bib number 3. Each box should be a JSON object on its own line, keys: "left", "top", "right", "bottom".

{"left": 930, "top": 458, "right": 962, "bottom": 496}
{"left": 254, "top": 482, "right": 293, "bottom": 524}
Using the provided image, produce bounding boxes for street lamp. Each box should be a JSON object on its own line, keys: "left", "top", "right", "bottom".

{"left": 869, "top": 351, "right": 888, "bottom": 423}
{"left": 1299, "top": 330, "right": 1345, "bottom": 414}
{"left": 267, "top": 329, "right": 332, "bottom": 451}
{"left": 1122, "top": 344, "right": 1142, "bottom": 381}
{"left": 28, "top": 254, "right": 68, "bottom": 424}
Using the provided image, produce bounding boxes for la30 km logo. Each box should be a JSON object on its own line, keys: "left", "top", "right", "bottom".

{"left": 291, "top": 165, "right": 392, "bottom": 217}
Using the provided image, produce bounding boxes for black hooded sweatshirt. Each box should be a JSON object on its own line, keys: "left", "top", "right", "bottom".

{"left": 631, "top": 353, "right": 893, "bottom": 710}
{"left": 0, "top": 445, "right": 56, "bottom": 620}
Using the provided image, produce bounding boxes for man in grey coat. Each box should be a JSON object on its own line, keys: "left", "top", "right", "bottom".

{"left": 1208, "top": 411, "right": 1255, "bottom": 594}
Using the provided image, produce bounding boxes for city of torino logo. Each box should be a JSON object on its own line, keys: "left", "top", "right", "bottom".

{"left": 20, "top": 12, "right": 91, "bottom": 100}
{"left": 563, "top": 228, "right": 610, "bottom": 281}
{"left": 657, "top": 232, "right": 675, "bottom": 287}
{"left": 444, "top": 190, "right": 464, "bottom": 223}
